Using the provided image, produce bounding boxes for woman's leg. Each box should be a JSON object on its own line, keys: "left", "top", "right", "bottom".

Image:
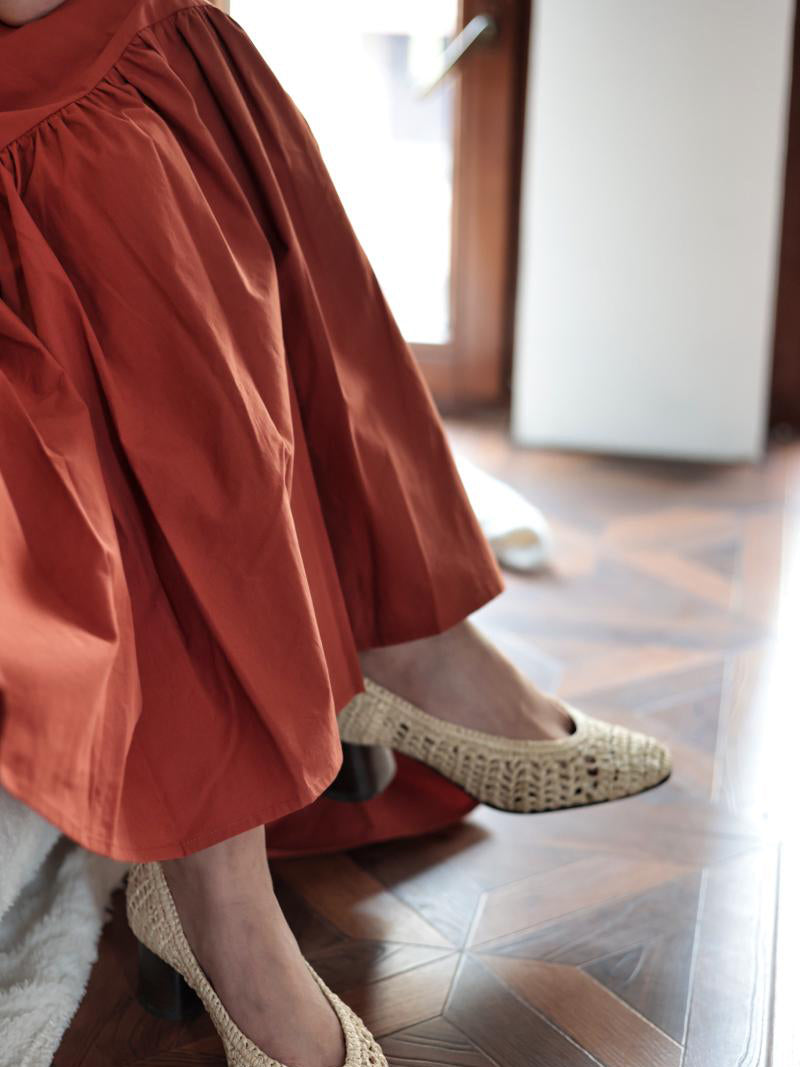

{"left": 161, "top": 828, "right": 345, "bottom": 1067}
{"left": 359, "top": 618, "right": 574, "bottom": 741}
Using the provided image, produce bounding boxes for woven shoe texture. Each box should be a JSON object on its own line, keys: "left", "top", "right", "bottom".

{"left": 338, "top": 677, "right": 672, "bottom": 813}
{"left": 126, "top": 862, "right": 387, "bottom": 1067}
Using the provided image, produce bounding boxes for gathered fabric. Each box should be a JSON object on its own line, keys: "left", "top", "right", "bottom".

{"left": 0, "top": 0, "right": 504, "bottom": 860}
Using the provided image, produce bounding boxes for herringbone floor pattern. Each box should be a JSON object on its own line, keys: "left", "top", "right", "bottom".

{"left": 54, "top": 414, "right": 800, "bottom": 1067}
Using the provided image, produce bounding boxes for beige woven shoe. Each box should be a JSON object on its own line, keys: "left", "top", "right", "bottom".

{"left": 126, "top": 861, "right": 387, "bottom": 1067}
{"left": 338, "top": 677, "right": 671, "bottom": 813}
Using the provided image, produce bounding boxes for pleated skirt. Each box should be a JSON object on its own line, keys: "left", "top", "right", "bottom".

{"left": 0, "top": 0, "right": 504, "bottom": 860}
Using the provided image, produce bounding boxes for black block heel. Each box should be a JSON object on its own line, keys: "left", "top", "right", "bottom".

{"left": 324, "top": 741, "right": 397, "bottom": 803}
{"left": 136, "top": 941, "right": 204, "bottom": 1021}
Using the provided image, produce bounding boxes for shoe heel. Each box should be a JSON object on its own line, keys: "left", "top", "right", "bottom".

{"left": 136, "top": 941, "right": 204, "bottom": 1021}
{"left": 325, "top": 741, "right": 397, "bottom": 803}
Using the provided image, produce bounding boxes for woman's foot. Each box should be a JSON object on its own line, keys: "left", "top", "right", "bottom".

{"left": 358, "top": 619, "right": 573, "bottom": 741}
{"left": 161, "top": 830, "right": 345, "bottom": 1067}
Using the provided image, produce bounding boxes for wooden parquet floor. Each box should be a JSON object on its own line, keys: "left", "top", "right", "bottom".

{"left": 53, "top": 414, "right": 800, "bottom": 1067}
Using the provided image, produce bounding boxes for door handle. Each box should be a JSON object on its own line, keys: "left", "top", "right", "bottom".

{"left": 419, "top": 14, "right": 500, "bottom": 97}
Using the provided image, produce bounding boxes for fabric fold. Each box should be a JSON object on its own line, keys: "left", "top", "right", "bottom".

{"left": 0, "top": 0, "right": 504, "bottom": 861}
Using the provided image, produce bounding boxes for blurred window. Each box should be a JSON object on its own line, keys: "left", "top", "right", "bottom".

{"left": 232, "top": 1, "right": 459, "bottom": 344}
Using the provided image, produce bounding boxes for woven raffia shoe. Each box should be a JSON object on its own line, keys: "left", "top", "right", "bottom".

{"left": 126, "top": 861, "right": 387, "bottom": 1067}
{"left": 338, "top": 677, "right": 672, "bottom": 813}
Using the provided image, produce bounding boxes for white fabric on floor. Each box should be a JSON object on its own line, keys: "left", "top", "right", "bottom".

{"left": 454, "top": 451, "right": 553, "bottom": 572}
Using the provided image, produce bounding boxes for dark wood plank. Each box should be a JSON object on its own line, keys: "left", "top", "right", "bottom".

{"left": 469, "top": 854, "right": 689, "bottom": 948}
{"left": 382, "top": 1017, "right": 498, "bottom": 1067}
{"left": 482, "top": 956, "right": 681, "bottom": 1067}
{"left": 770, "top": 3, "right": 800, "bottom": 427}
{"left": 445, "top": 956, "right": 599, "bottom": 1067}
{"left": 481, "top": 870, "right": 702, "bottom": 1043}
{"left": 355, "top": 828, "right": 574, "bottom": 948}
{"left": 342, "top": 954, "right": 459, "bottom": 1038}
{"left": 310, "top": 941, "right": 455, "bottom": 992}
{"left": 682, "top": 848, "right": 778, "bottom": 1067}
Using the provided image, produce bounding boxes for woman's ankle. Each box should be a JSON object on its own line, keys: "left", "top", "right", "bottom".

{"left": 160, "top": 826, "right": 278, "bottom": 953}
{"left": 162, "top": 826, "right": 269, "bottom": 890}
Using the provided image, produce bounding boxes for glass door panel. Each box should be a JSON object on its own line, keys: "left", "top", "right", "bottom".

{"left": 231, "top": 1, "right": 459, "bottom": 345}
{"left": 226, "top": 0, "right": 528, "bottom": 411}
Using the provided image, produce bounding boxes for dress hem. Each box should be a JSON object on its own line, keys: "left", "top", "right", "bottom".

{"left": 0, "top": 569, "right": 506, "bottom": 861}
{"left": 0, "top": 752, "right": 344, "bottom": 863}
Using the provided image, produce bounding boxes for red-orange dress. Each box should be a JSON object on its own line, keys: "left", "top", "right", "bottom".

{"left": 0, "top": 0, "right": 504, "bottom": 861}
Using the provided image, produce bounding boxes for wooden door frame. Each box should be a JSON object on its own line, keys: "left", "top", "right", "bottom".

{"left": 215, "top": 0, "right": 531, "bottom": 415}
{"left": 413, "top": 0, "right": 531, "bottom": 414}
{"left": 771, "top": 3, "right": 800, "bottom": 429}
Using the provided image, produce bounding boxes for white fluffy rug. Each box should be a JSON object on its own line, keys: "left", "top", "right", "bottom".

{"left": 0, "top": 791, "right": 125, "bottom": 1067}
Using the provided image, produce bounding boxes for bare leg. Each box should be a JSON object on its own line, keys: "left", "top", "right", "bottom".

{"left": 162, "top": 828, "right": 345, "bottom": 1067}
{"left": 359, "top": 618, "right": 574, "bottom": 740}
{"left": 0, "top": 0, "right": 68, "bottom": 26}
